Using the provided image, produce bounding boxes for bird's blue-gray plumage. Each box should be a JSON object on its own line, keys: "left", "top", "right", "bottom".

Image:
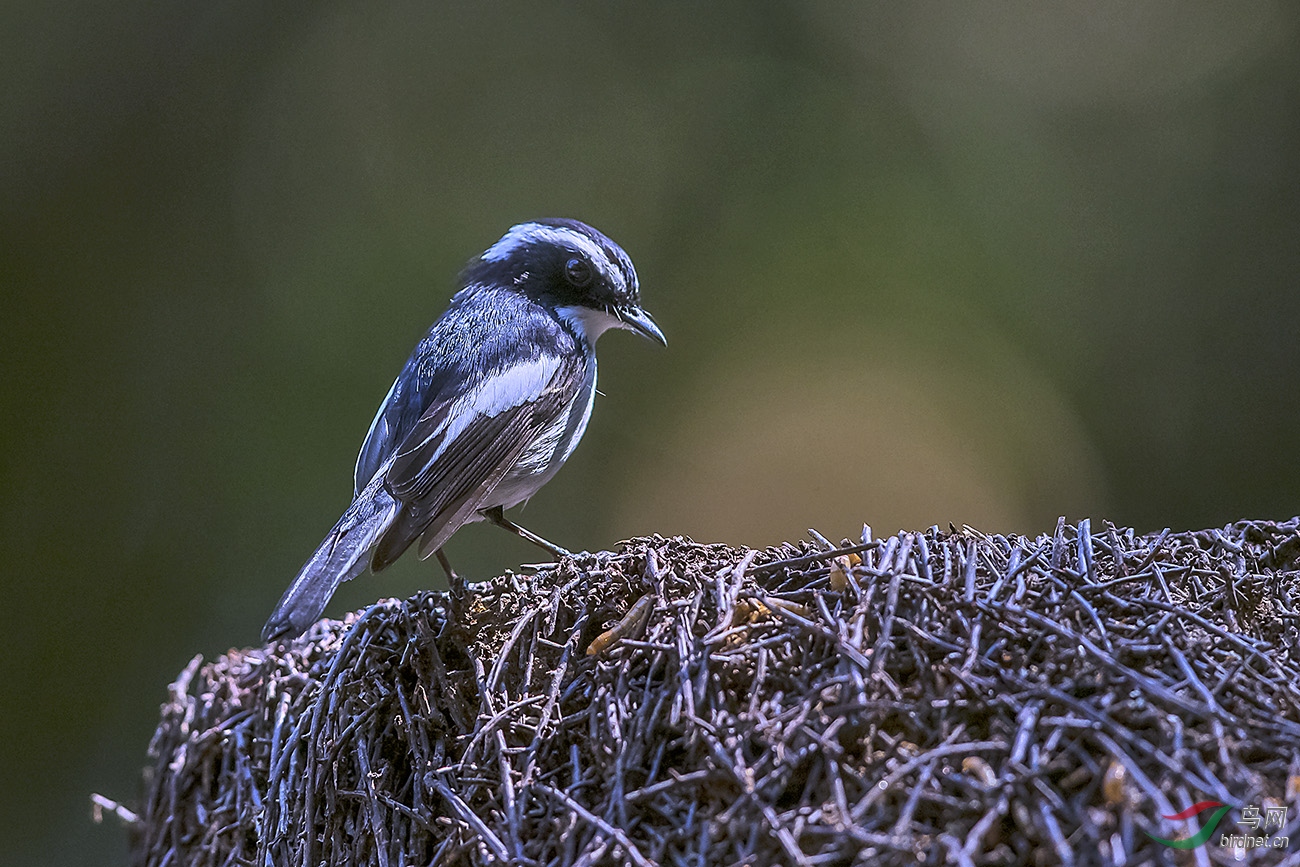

{"left": 353, "top": 285, "right": 586, "bottom": 499}
{"left": 261, "top": 219, "right": 663, "bottom": 642}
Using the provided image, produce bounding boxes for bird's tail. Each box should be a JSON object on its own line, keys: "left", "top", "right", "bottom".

{"left": 261, "top": 475, "right": 399, "bottom": 643}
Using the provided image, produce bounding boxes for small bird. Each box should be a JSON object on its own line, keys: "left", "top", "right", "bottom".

{"left": 261, "top": 219, "right": 665, "bottom": 642}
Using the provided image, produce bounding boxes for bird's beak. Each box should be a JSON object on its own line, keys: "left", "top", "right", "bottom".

{"left": 616, "top": 305, "right": 667, "bottom": 346}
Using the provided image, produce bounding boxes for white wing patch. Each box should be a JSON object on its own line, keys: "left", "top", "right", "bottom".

{"left": 489, "top": 355, "right": 597, "bottom": 510}
{"left": 400, "top": 355, "right": 564, "bottom": 467}
{"left": 467, "top": 355, "right": 564, "bottom": 418}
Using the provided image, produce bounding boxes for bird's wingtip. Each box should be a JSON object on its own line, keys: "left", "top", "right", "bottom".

{"left": 260, "top": 616, "right": 295, "bottom": 645}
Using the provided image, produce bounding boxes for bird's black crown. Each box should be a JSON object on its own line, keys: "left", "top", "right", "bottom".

{"left": 461, "top": 218, "right": 642, "bottom": 312}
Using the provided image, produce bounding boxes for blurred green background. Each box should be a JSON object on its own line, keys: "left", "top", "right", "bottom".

{"left": 3, "top": 3, "right": 1299, "bottom": 864}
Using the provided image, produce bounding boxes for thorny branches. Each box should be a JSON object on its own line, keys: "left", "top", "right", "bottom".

{"left": 123, "top": 519, "right": 1300, "bottom": 865}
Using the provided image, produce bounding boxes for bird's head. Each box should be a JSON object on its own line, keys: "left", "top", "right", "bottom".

{"left": 463, "top": 218, "right": 666, "bottom": 346}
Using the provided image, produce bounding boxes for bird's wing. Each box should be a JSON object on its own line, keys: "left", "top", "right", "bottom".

{"left": 354, "top": 356, "right": 442, "bottom": 497}
{"left": 369, "top": 352, "right": 586, "bottom": 571}
{"left": 354, "top": 376, "right": 402, "bottom": 496}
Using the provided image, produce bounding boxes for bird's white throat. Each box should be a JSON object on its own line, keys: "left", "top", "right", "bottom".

{"left": 555, "top": 305, "right": 628, "bottom": 343}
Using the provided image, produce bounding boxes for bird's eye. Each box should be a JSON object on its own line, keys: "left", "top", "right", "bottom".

{"left": 564, "top": 258, "right": 593, "bottom": 288}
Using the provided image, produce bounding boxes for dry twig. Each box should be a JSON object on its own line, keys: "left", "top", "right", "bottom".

{"left": 122, "top": 521, "right": 1300, "bottom": 865}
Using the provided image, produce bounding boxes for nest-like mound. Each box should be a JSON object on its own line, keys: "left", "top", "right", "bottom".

{"left": 127, "top": 519, "right": 1300, "bottom": 865}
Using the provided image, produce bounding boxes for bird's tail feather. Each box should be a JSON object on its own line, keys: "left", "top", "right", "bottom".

{"left": 261, "top": 477, "right": 399, "bottom": 643}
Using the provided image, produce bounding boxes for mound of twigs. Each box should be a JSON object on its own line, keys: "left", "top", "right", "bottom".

{"left": 122, "top": 519, "right": 1300, "bottom": 866}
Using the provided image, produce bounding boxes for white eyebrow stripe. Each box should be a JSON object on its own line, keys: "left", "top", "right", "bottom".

{"left": 480, "top": 223, "right": 619, "bottom": 286}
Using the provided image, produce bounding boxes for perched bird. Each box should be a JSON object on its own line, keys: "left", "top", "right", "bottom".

{"left": 261, "top": 219, "right": 665, "bottom": 642}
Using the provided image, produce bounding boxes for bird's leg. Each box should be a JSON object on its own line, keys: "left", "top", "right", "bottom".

{"left": 435, "top": 548, "right": 461, "bottom": 584}
{"left": 435, "top": 548, "right": 468, "bottom": 622}
{"left": 483, "top": 506, "right": 572, "bottom": 558}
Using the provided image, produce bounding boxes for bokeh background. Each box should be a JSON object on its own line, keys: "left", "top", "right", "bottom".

{"left": 4, "top": 3, "right": 1299, "bottom": 864}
